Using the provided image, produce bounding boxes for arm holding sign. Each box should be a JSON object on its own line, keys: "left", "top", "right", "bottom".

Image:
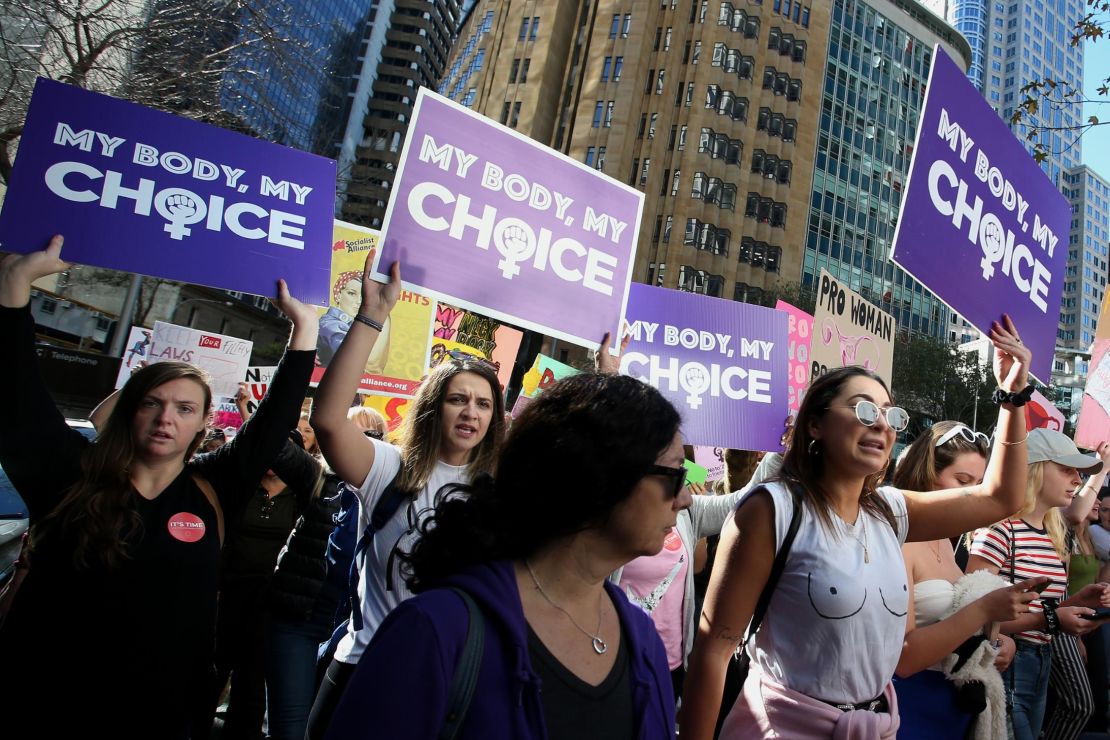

{"left": 0, "top": 235, "right": 88, "bottom": 519}
{"left": 902, "top": 316, "right": 1030, "bottom": 541}
{"left": 189, "top": 280, "right": 317, "bottom": 503}
{"left": 1061, "top": 442, "right": 1110, "bottom": 527}
{"left": 311, "top": 254, "right": 401, "bottom": 486}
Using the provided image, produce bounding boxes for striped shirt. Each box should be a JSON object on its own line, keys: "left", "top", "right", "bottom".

{"left": 970, "top": 519, "right": 1068, "bottom": 644}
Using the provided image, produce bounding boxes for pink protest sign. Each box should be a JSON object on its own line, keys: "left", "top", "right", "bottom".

{"left": 776, "top": 300, "right": 813, "bottom": 412}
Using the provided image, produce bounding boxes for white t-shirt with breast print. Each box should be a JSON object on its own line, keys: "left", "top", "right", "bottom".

{"left": 334, "top": 438, "right": 470, "bottom": 664}
{"left": 744, "top": 480, "right": 910, "bottom": 705}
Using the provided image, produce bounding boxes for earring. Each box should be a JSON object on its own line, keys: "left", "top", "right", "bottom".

{"left": 808, "top": 439, "right": 820, "bottom": 456}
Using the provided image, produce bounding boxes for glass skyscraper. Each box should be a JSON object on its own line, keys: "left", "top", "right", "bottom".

{"left": 802, "top": 0, "right": 971, "bottom": 338}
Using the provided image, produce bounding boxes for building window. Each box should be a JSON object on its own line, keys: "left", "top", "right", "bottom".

{"left": 501, "top": 101, "right": 511, "bottom": 124}
{"left": 613, "top": 56, "right": 623, "bottom": 81}
{"left": 585, "top": 147, "right": 596, "bottom": 167}
{"left": 640, "top": 158, "right": 651, "bottom": 185}
{"left": 519, "top": 18, "right": 529, "bottom": 39}
{"left": 509, "top": 102, "right": 521, "bottom": 128}
{"left": 593, "top": 101, "right": 604, "bottom": 127}
{"left": 530, "top": 17, "right": 538, "bottom": 40}
{"left": 510, "top": 58, "right": 520, "bottom": 83}
{"left": 610, "top": 14, "right": 620, "bottom": 38}
{"left": 622, "top": 13, "right": 632, "bottom": 37}
{"left": 520, "top": 59, "right": 530, "bottom": 83}
{"left": 604, "top": 101, "right": 614, "bottom": 127}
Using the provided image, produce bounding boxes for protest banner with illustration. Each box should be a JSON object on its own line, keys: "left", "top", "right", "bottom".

{"left": 776, "top": 300, "right": 814, "bottom": 412}
{"left": 432, "top": 302, "right": 523, "bottom": 390}
{"left": 1077, "top": 339, "right": 1110, "bottom": 448}
{"left": 312, "top": 220, "right": 436, "bottom": 397}
{"left": 212, "top": 400, "right": 243, "bottom": 432}
{"left": 621, "top": 284, "right": 788, "bottom": 451}
{"left": 114, "top": 326, "right": 154, "bottom": 388}
{"left": 373, "top": 88, "right": 642, "bottom": 351}
{"left": 891, "top": 48, "right": 1067, "bottom": 381}
{"left": 1097, "top": 291, "right": 1110, "bottom": 341}
{"left": 1026, "top": 388, "right": 1065, "bottom": 434}
{"left": 149, "top": 321, "right": 252, "bottom": 397}
{"left": 520, "top": 353, "right": 581, "bottom": 398}
{"left": 693, "top": 446, "right": 727, "bottom": 483}
{"left": 362, "top": 394, "right": 413, "bottom": 434}
{"left": 0, "top": 78, "right": 335, "bottom": 304}
{"left": 810, "top": 269, "right": 895, "bottom": 386}
{"left": 241, "top": 365, "right": 277, "bottom": 416}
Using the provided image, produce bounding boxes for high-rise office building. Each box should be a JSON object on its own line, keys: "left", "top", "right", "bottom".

{"left": 439, "top": 0, "right": 830, "bottom": 303}
{"left": 804, "top": 0, "right": 971, "bottom": 338}
{"left": 337, "top": 0, "right": 466, "bottom": 226}
{"left": 947, "top": 0, "right": 1084, "bottom": 182}
{"left": 1053, "top": 165, "right": 1110, "bottom": 417}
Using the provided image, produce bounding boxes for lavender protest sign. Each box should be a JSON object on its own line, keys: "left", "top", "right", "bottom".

{"left": 374, "top": 88, "right": 642, "bottom": 350}
{"left": 620, "top": 284, "right": 788, "bottom": 451}
{"left": 0, "top": 78, "right": 335, "bottom": 305}
{"left": 891, "top": 48, "right": 1067, "bottom": 381}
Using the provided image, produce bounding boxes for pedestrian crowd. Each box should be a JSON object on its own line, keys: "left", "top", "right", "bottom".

{"left": 3, "top": 235, "right": 1110, "bottom": 740}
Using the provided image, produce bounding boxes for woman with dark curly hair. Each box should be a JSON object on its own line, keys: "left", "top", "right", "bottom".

{"left": 324, "top": 371, "right": 684, "bottom": 739}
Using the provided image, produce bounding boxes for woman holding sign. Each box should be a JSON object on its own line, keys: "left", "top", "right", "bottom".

{"left": 0, "top": 235, "right": 319, "bottom": 739}
{"left": 306, "top": 254, "right": 505, "bottom": 739}
{"left": 681, "top": 316, "right": 1039, "bottom": 739}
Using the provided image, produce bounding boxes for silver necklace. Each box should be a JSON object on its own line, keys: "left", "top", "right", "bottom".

{"left": 841, "top": 514, "right": 870, "bottom": 564}
{"left": 525, "top": 560, "right": 608, "bottom": 654}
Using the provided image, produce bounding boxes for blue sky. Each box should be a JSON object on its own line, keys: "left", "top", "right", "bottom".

{"left": 1083, "top": 32, "right": 1110, "bottom": 170}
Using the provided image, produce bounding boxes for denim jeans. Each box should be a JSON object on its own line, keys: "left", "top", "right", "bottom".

{"left": 266, "top": 613, "right": 333, "bottom": 740}
{"left": 1004, "top": 640, "right": 1052, "bottom": 740}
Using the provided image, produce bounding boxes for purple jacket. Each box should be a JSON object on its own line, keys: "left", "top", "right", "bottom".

{"left": 324, "top": 558, "right": 676, "bottom": 739}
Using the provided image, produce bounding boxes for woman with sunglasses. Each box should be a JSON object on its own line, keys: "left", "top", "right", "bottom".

{"left": 966, "top": 430, "right": 1110, "bottom": 740}
{"left": 324, "top": 372, "right": 682, "bottom": 740}
{"left": 305, "top": 257, "right": 506, "bottom": 740}
{"left": 890, "top": 421, "right": 1043, "bottom": 739}
{"left": 682, "top": 316, "right": 1035, "bottom": 739}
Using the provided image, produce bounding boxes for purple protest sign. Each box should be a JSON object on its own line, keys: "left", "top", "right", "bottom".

{"left": 620, "top": 284, "right": 789, "bottom": 451}
{"left": 0, "top": 78, "right": 335, "bottom": 305}
{"left": 374, "top": 88, "right": 642, "bottom": 350}
{"left": 891, "top": 48, "right": 1067, "bottom": 381}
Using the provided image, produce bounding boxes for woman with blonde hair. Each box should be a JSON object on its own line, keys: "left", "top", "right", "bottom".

{"left": 966, "top": 429, "right": 1110, "bottom": 740}
{"left": 892, "top": 420, "right": 1039, "bottom": 739}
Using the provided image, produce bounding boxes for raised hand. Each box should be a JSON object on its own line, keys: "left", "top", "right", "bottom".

{"left": 596, "top": 330, "right": 631, "bottom": 374}
{"left": 989, "top": 314, "right": 1030, "bottom": 393}
{"left": 0, "top": 235, "right": 72, "bottom": 308}
{"left": 270, "top": 278, "right": 318, "bottom": 328}
{"left": 360, "top": 254, "right": 401, "bottom": 324}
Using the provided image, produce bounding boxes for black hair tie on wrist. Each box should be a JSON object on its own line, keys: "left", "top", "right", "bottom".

{"left": 991, "top": 384, "right": 1034, "bottom": 407}
{"left": 353, "top": 314, "right": 384, "bottom": 332}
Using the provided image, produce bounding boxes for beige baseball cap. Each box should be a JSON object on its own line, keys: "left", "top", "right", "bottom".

{"left": 1027, "top": 428, "right": 1103, "bottom": 474}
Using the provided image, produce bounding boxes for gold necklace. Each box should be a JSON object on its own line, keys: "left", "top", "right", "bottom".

{"left": 927, "top": 540, "right": 943, "bottom": 563}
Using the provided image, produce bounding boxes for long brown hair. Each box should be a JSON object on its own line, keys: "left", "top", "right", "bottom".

{"left": 33, "top": 362, "right": 212, "bottom": 569}
{"left": 778, "top": 366, "right": 899, "bottom": 533}
{"left": 893, "top": 420, "right": 990, "bottom": 492}
{"left": 394, "top": 359, "right": 505, "bottom": 492}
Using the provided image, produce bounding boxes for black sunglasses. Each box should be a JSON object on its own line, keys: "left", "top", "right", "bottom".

{"left": 364, "top": 429, "right": 384, "bottom": 440}
{"left": 648, "top": 464, "right": 688, "bottom": 499}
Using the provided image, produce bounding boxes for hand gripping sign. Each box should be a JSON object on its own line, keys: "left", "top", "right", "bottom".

{"left": 0, "top": 78, "right": 334, "bottom": 305}
{"left": 373, "top": 88, "right": 641, "bottom": 351}
{"left": 891, "top": 47, "right": 1067, "bottom": 381}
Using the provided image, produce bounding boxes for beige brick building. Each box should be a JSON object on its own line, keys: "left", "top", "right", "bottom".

{"left": 439, "top": 0, "right": 829, "bottom": 302}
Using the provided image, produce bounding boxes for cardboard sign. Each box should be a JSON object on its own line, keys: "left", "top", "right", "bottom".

{"left": 520, "top": 353, "right": 580, "bottom": 398}
{"left": 683, "top": 459, "right": 708, "bottom": 487}
{"left": 0, "top": 78, "right": 335, "bottom": 304}
{"left": 621, "top": 284, "right": 789, "bottom": 451}
{"left": 693, "top": 446, "right": 727, "bottom": 482}
{"left": 891, "top": 48, "right": 1067, "bottom": 381}
{"left": 374, "top": 88, "right": 641, "bottom": 351}
{"left": 432, "top": 302, "right": 523, "bottom": 390}
{"left": 1077, "top": 339, "right": 1110, "bottom": 448}
{"left": 1026, "top": 388, "right": 1065, "bottom": 434}
{"left": 115, "top": 326, "right": 154, "bottom": 389}
{"left": 810, "top": 269, "right": 895, "bottom": 386}
{"left": 241, "top": 365, "right": 278, "bottom": 416}
{"left": 150, "top": 321, "right": 252, "bottom": 397}
{"left": 776, "top": 300, "right": 814, "bottom": 412}
{"left": 312, "top": 220, "right": 436, "bottom": 397}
